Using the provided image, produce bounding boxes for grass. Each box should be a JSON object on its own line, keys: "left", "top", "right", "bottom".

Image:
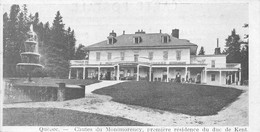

{"left": 93, "top": 81, "right": 243, "bottom": 116}
{"left": 5, "top": 78, "right": 100, "bottom": 87}
{"left": 3, "top": 108, "right": 149, "bottom": 126}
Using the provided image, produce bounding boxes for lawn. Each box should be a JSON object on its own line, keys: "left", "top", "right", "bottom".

{"left": 93, "top": 81, "right": 243, "bottom": 116}
{"left": 3, "top": 108, "right": 149, "bottom": 126}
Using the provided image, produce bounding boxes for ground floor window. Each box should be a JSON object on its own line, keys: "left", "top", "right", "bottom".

{"left": 211, "top": 74, "right": 215, "bottom": 81}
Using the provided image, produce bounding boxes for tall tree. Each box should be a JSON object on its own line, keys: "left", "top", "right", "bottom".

{"left": 3, "top": 5, "right": 23, "bottom": 77}
{"left": 198, "top": 46, "right": 205, "bottom": 55}
{"left": 240, "top": 24, "right": 249, "bottom": 83}
{"left": 67, "top": 28, "right": 76, "bottom": 60}
{"left": 225, "top": 29, "right": 241, "bottom": 63}
{"left": 44, "top": 11, "right": 69, "bottom": 78}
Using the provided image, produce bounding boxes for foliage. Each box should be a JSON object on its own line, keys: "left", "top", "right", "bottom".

{"left": 225, "top": 29, "right": 241, "bottom": 63}
{"left": 224, "top": 26, "right": 249, "bottom": 83}
{"left": 74, "top": 44, "right": 87, "bottom": 60}
{"left": 240, "top": 24, "right": 249, "bottom": 82}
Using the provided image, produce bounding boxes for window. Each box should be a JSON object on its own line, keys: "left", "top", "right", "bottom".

{"left": 107, "top": 38, "right": 113, "bottom": 44}
{"left": 176, "top": 50, "right": 181, "bottom": 60}
{"left": 148, "top": 52, "right": 153, "bottom": 61}
{"left": 107, "top": 52, "right": 112, "bottom": 61}
{"left": 211, "top": 60, "right": 215, "bottom": 68}
{"left": 162, "top": 36, "right": 169, "bottom": 43}
{"left": 134, "top": 54, "right": 139, "bottom": 62}
{"left": 120, "top": 52, "right": 125, "bottom": 61}
{"left": 163, "top": 51, "right": 168, "bottom": 60}
{"left": 211, "top": 74, "right": 215, "bottom": 81}
{"left": 133, "top": 37, "right": 141, "bottom": 44}
{"left": 96, "top": 52, "right": 100, "bottom": 61}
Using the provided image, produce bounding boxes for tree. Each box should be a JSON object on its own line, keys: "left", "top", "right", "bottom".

{"left": 44, "top": 11, "right": 69, "bottom": 78}
{"left": 198, "top": 46, "right": 205, "bottom": 55}
{"left": 225, "top": 29, "right": 241, "bottom": 63}
{"left": 75, "top": 44, "right": 86, "bottom": 60}
{"left": 240, "top": 24, "right": 249, "bottom": 83}
{"left": 3, "top": 5, "right": 24, "bottom": 77}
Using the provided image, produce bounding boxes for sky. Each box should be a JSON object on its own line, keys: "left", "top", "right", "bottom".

{"left": 3, "top": 2, "right": 248, "bottom": 54}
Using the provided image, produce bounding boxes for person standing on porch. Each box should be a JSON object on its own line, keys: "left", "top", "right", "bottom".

{"left": 196, "top": 73, "right": 201, "bottom": 84}
{"left": 186, "top": 73, "right": 189, "bottom": 83}
{"left": 176, "top": 73, "right": 181, "bottom": 83}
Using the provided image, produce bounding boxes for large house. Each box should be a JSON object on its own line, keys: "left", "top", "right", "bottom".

{"left": 69, "top": 29, "right": 241, "bottom": 85}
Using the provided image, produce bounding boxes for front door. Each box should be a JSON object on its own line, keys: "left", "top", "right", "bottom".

{"left": 106, "top": 71, "right": 111, "bottom": 80}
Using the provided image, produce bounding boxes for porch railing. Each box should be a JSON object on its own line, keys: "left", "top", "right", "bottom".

{"left": 70, "top": 60, "right": 89, "bottom": 66}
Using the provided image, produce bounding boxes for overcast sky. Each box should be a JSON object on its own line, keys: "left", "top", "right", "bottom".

{"left": 3, "top": 2, "right": 248, "bottom": 54}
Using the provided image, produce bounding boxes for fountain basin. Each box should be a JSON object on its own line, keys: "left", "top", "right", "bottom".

{"left": 21, "top": 52, "right": 41, "bottom": 56}
{"left": 16, "top": 63, "right": 43, "bottom": 68}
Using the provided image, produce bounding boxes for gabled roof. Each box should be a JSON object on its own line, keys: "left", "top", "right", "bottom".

{"left": 85, "top": 33, "right": 198, "bottom": 54}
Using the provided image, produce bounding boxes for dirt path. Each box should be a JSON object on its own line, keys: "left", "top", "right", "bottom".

{"left": 3, "top": 84, "right": 248, "bottom": 126}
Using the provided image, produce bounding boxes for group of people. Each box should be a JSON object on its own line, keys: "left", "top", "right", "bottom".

{"left": 175, "top": 72, "right": 201, "bottom": 83}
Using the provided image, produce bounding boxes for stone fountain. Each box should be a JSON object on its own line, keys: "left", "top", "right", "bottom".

{"left": 16, "top": 25, "right": 43, "bottom": 83}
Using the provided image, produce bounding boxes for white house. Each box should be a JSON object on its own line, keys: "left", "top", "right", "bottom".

{"left": 69, "top": 29, "right": 241, "bottom": 85}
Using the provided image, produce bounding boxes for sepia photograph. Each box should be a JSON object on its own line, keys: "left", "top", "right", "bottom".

{"left": 1, "top": 0, "right": 253, "bottom": 130}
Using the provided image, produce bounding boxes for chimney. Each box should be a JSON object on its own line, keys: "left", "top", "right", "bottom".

{"left": 171, "top": 29, "right": 179, "bottom": 38}
{"left": 109, "top": 30, "right": 116, "bottom": 37}
{"left": 160, "top": 29, "right": 162, "bottom": 33}
{"left": 214, "top": 38, "right": 221, "bottom": 55}
{"left": 135, "top": 29, "right": 146, "bottom": 34}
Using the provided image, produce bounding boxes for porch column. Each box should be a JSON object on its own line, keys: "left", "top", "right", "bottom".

{"left": 98, "top": 67, "right": 100, "bottom": 80}
{"left": 76, "top": 69, "right": 79, "bottom": 79}
{"left": 83, "top": 67, "right": 86, "bottom": 79}
{"left": 117, "top": 64, "right": 120, "bottom": 81}
{"left": 166, "top": 67, "right": 169, "bottom": 82}
{"left": 219, "top": 70, "right": 222, "bottom": 85}
{"left": 230, "top": 73, "right": 233, "bottom": 84}
{"left": 149, "top": 66, "right": 152, "bottom": 82}
{"left": 235, "top": 72, "right": 237, "bottom": 85}
{"left": 239, "top": 69, "right": 242, "bottom": 85}
{"left": 68, "top": 68, "right": 71, "bottom": 79}
{"left": 185, "top": 67, "right": 188, "bottom": 82}
{"left": 204, "top": 68, "right": 207, "bottom": 83}
{"left": 137, "top": 65, "right": 140, "bottom": 81}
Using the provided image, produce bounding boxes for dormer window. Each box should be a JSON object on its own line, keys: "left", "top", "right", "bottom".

{"left": 161, "top": 35, "right": 170, "bottom": 43}
{"left": 108, "top": 38, "right": 113, "bottom": 44}
{"left": 107, "top": 30, "right": 117, "bottom": 44}
{"left": 133, "top": 36, "right": 141, "bottom": 44}
{"left": 107, "top": 37, "right": 115, "bottom": 44}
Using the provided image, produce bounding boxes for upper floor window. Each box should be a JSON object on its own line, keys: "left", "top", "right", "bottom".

{"left": 162, "top": 35, "right": 169, "bottom": 43}
{"left": 148, "top": 52, "right": 153, "bottom": 61}
{"left": 120, "top": 52, "right": 125, "bottom": 61}
{"left": 134, "top": 54, "right": 139, "bottom": 62}
{"left": 107, "top": 52, "right": 112, "bottom": 61}
{"left": 176, "top": 50, "right": 182, "bottom": 60}
{"left": 211, "top": 60, "right": 215, "bottom": 68}
{"left": 133, "top": 36, "right": 141, "bottom": 44}
{"left": 163, "top": 51, "right": 168, "bottom": 60}
{"left": 96, "top": 52, "right": 101, "bottom": 61}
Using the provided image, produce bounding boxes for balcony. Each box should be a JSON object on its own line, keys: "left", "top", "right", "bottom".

{"left": 208, "top": 63, "right": 241, "bottom": 69}
{"left": 226, "top": 63, "right": 241, "bottom": 68}
{"left": 70, "top": 60, "right": 89, "bottom": 66}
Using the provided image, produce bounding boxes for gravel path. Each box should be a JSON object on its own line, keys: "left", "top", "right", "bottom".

{"left": 3, "top": 83, "right": 248, "bottom": 126}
